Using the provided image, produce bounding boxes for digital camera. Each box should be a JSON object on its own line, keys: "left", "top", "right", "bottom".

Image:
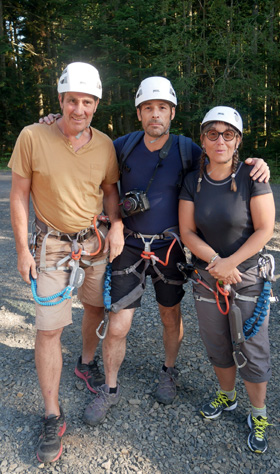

{"left": 119, "top": 190, "right": 150, "bottom": 218}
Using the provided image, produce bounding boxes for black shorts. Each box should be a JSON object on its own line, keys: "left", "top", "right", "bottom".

{"left": 111, "top": 241, "right": 185, "bottom": 311}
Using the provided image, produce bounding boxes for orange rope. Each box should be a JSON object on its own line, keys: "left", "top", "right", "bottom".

{"left": 140, "top": 238, "right": 177, "bottom": 266}
{"left": 195, "top": 278, "right": 230, "bottom": 315}
{"left": 71, "top": 215, "right": 103, "bottom": 260}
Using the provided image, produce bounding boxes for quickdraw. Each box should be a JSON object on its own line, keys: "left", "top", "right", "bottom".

{"left": 30, "top": 215, "right": 107, "bottom": 306}
{"left": 96, "top": 263, "right": 112, "bottom": 340}
{"left": 242, "top": 254, "right": 276, "bottom": 340}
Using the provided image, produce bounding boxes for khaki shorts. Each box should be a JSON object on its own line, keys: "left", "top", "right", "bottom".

{"left": 34, "top": 225, "right": 108, "bottom": 331}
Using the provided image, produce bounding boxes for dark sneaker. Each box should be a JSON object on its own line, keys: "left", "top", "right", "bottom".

{"left": 36, "top": 407, "right": 66, "bottom": 463}
{"left": 200, "top": 391, "right": 237, "bottom": 419}
{"left": 154, "top": 367, "right": 179, "bottom": 405}
{"left": 247, "top": 413, "right": 270, "bottom": 454}
{"left": 83, "top": 384, "right": 120, "bottom": 426}
{"left": 74, "top": 356, "right": 105, "bottom": 393}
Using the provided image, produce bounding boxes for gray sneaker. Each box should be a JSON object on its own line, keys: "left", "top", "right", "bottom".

{"left": 154, "top": 367, "right": 179, "bottom": 404}
{"left": 83, "top": 384, "right": 120, "bottom": 426}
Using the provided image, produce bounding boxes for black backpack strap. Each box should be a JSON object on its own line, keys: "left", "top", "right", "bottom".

{"left": 119, "top": 131, "right": 145, "bottom": 174}
{"left": 178, "top": 135, "right": 193, "bottom": 173}
{"left": 177, "top": 135, "right": 193, "bottom": 188}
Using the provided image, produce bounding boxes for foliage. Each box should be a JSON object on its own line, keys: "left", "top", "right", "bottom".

{"left": 0, "top": 0, "right": 280, "bottom": 171}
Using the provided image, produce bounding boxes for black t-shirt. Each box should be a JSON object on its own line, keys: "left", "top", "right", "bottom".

{"left": 179, "top": 162, "right": 272, "bottom": 271}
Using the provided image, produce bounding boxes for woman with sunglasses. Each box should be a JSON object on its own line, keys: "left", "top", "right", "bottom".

{"left": 178, "top": 106, "right": 275, "bottom": 454}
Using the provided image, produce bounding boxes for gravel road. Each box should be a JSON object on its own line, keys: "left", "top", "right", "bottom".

{"left": 0, "top": 170, "right": 279, "bottom": 474}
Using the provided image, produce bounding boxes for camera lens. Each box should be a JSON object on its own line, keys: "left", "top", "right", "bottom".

{"left": 123, "top": 197, "right": 137, "bottom": 212}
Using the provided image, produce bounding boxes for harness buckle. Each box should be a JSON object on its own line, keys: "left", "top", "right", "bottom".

{"left": 144, "top": 241, "right": 151, "bottom": 253}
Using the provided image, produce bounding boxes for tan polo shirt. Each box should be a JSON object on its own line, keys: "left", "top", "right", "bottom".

{"left": 9, "top": 122, "right": 119, "bottom": 233}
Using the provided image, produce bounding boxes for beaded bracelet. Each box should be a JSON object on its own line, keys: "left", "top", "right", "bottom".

{"left": 208, "top": 253, "right": 219, "bottom": 264}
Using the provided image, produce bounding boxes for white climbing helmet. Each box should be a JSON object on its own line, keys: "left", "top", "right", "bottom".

{"left": 201, "top": 106, "right": 243, "bottom": 134}
{"left": 57, "top": 62, "right": 102, "bottom": 99}
{"left": 135, "top": 76, "right": 177, "bottom": 107}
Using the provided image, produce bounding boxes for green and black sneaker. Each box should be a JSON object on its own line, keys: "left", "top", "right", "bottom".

{"left": 200, "top": 391, "right": 237, "bottom": 420}
{"left": 247, "top": 413, "right": 271, "bottom": 454}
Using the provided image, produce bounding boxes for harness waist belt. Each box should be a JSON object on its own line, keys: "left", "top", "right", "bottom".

{"left": 124, "top": 226, "right": 179, "bottom": 240}
{"left": 35, "top": 216, "right": 99, "bottom": 242}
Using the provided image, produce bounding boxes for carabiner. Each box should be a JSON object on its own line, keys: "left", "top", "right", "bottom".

{"left": 233, "top": 350, "right": 247, "bottom": 369}
{"left": 96, "top": 310, "right": 109, "bottom": 340}
{"left": 29, "top": 232, "right": 37, "bottom": 257}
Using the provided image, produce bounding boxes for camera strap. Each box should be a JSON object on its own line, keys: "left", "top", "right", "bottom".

{"left": 144, "top": 135, "right": 173, "bottom": 194}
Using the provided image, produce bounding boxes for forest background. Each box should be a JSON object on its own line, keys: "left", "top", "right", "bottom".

{"left": 1, "top": 0, "right": 280, "bottom": 178}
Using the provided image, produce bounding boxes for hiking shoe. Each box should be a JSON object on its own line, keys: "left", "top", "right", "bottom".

{"left": 200, "top": 391, "right": 237, "bottom": 419}
{"left": 74, "top": 356, "right": 105, "bottom": 393}
{"left": 154, "top": 367, "right": 179, "bottom": 405}
{"left": 247, "top": 413, "right": 270, "bottom": 454}
{"left": 36, "top": 407, "right": 66, "bottom": 463}
{"left": 83, "top": 384, "right": 120, "bottom": 426}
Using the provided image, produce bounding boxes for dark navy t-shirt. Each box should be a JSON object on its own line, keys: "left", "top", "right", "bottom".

{"left": 179, "top": 162, "right": 272, "bottom": 271}
{"left": 114, "top": 134, "right": 201, "bottom": 248}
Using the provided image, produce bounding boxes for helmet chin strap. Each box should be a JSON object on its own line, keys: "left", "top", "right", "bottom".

{"left": 75, "top": 124, "right": 90, "bottom": 140}
{"left": 148, "top": 120, "right": 171, "bottom": 144}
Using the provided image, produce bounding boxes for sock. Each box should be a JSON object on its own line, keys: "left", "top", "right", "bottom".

{"left": 162, "top": 365, "right": 174, "bottom": 372}
{"left": 220, "top": 388, "right": 236, "bottom": 401}
{"left": 109, "top": 387, "right": 117, "bottom": 394}
{"left": 251, "top": 404, "right": 267, "bottom": 419}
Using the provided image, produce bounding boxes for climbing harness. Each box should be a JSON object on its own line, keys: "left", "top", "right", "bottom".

{"left": 95, "top": 227, "right": 185, "bottom": 339}
{"left": 108, "top": 227, "right": 185, "bottom": 314}
{"left": 29, "top": 215, "right": 108, "bottom": 306}
{"left": 177, "top": 255, "right": 278, "bottom": 369}
{"left": 96, "top": 263, "right": 112, "bottom": 340}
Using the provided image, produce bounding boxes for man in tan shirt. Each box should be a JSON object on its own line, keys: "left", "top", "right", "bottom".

{"left": 9, "top": 62, "right": 124, "bottom": 463}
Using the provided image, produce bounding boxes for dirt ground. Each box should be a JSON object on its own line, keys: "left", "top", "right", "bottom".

{"left": 0, "top": 170, "right": 280, "bottom": 474}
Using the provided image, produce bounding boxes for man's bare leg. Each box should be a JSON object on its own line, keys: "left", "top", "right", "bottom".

{"left": 103, "top": 308, "right": 135, "bottom": 387}
{"left": 83, "top": 308, "right": 135, "bottom": 426}
{"left": 35, "top": 328, "right": 63, "bottom": 417}
{"left": 81, "top": 303, "right": 104, "bottom": 364}
{"left": 158, "top": 302, "right": 183, "bottom": 367}
{"left": 154, "top": 303, "right": 183, "bottom": 404}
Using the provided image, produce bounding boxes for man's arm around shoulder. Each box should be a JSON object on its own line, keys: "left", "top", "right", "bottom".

{"left": 245, "top": 157, "right": 270, "bottom": 182}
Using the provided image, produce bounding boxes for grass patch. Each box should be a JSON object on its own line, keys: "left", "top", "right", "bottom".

{"left": 0, "top": 153, "right": 11, "bottom": 170}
